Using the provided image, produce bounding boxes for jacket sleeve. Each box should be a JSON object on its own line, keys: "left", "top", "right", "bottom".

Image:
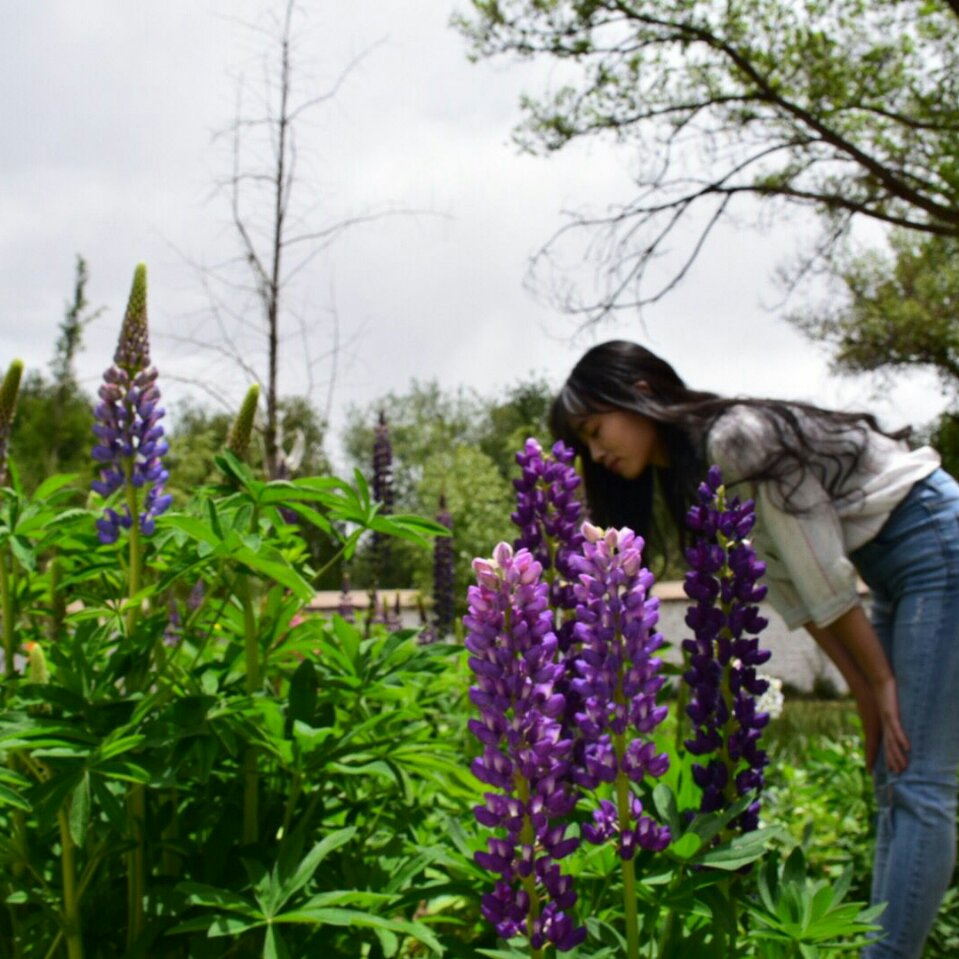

{"left": 706, "top": 408, "right": 861, "bottom": 630}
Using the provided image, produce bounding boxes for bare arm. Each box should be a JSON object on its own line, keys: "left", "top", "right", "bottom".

{"left": 805, "top": 605, "right": 910, "bottom": 773}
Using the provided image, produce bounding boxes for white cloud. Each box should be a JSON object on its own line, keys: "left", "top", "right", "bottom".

{"left": 0, "top": 0, "right": 947, "bottom": 473}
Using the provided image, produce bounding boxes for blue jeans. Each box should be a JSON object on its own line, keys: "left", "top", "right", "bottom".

{"left": 851, "top": 468, "right": 959, "bottom": 959}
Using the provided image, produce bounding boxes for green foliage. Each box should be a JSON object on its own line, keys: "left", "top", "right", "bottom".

{"left": 744, "top": 847, "right": 882, "bottom": 957}
{"left": 9, "top": 372, "right": 95, "bottom": 493}
{"left": 167, "top": 396, "right": 332, "bottom": 502}
{"left": 456, "top": 0, "right": 959, "bottom": 310}
{"left": 341, "top": 378, "right": 552, "bottom": 595}
{"left": 0, "top": 455, "right": 464, "bottom": 957}
{"left": 793, "top": 233, "right": 959, "bottom": 387}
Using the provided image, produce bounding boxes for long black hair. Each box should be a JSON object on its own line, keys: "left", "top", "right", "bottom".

{"left": 550, "top": 340, "right": 909, "bottom": 558}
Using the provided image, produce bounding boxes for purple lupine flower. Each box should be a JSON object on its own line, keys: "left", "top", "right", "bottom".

{"left": 371, "top": 410, "right": 394, "bottom": 584}
{"left": 511, "top": 438, "right": 585, "bottom": 621}
{"left": 337, "top": 573, "right": 355, "bottom": 623}
{"left": 163, "top": 599, "right": 182, "bottom": 648}
{"left": 569, "top": 523, "right": 671, "bottom": 859}
{"left": 682, "top": 466, "right": 771, "bottom": 832}
{"left": 91, "top": 264, "right": 171, "bottom": 544}
{"left": 466, "top": 543, "right": 586, "bottom": 952}
{"left": 433, "top": 494, "right": 455, "bottom": 637}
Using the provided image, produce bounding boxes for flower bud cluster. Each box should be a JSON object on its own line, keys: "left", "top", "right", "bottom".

{"left": 465, "top": 543, "right": 585, "bottom": 952}
{"left": 91, "top": 266, "right": 171, "bottom": 544}
{"left": 569, "top": 523, "right": 671, "bottom": 858}
{"left": 0, "top": 359, "right": 24, "bottom": 486}
{"left": 682, "top": 466, "right": 771, "bottom": 832}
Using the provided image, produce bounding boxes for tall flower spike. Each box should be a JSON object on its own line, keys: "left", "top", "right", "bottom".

{"left": 511, "top": 438, "right": 585, "bottom": 624}
{"left": 682, "top": 466, "right": 771, "bottom": 833}
{"left": 511, "top": 439, "right": 588, "bottom": 742}
{"left": 91, "top": 264, "right": 172, "bottom": 544}
{"left": 433, "top": 494, "right": 455, "bottom": 637}
{"left": 466, "top": 543, "right": 586, "bottom": 952}
{"left": 371, "top": 409, "right": 394, "bottom": 585}
{"left": 0, "top": 359, "right": 24, "bottom": 486}
{"left": 226, "top": 384, "right": 260, "bottom": 460}
{"left": 570, "top": 523, "right": 671, "bottom": 859}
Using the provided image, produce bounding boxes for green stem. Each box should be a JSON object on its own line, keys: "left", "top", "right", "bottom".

{"left": 57, "top": 809, "right": 84, "bottom": 959}
{"left": 124, "top": 479, "right": 142, "bottom": 638}
{"left": 239, "top": 578, "right": 260, "bottom": 845}
{"left": 126, "top": 785, "right": 146, "bottom": 949}
{"left": 656, "top": 882, "right": 682, "bottom": 958}
{"left": 515, "top": 777, "right": 543, "bottom": 959}
{"left": 1, "top": 550, "right": 14, "bottom": 679}
{"left": 123, "top": 477, "right": 146, "bottom": 949}
{"left": 613, "top": 751, "right": 640, "bottom": 959}
{"left": 2, "top": 549, "right": 23, "bottom": 959}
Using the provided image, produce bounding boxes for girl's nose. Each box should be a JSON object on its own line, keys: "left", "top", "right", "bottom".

{"left": 587, "top": 439, "right": 603, "bottom": 464}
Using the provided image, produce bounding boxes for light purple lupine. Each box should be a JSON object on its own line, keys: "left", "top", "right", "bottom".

{"left": 682, "top": 466, "right": 771, "bottom": 833}
{"left": 569, "top": 523, "right": 671, "bottom": 859}
{"left": 91, "top": 264, "right": 171, "bottom": 544}
{"left": 466, "top": 543, "right": 586, "bottom": 952}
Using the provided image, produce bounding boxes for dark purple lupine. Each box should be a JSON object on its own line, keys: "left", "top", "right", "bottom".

{"left": 682, "top": 466, "right": 771, "bottom": 833}
{"left": 433, "top": 494, "right": 455, "bottom": 637}
{"left": 511, "top": 439, "right": 585, "bottom": 623}
{"left": 337, "top": 573, "right": 355, "bottom": 623}
{"left": 91, "top": 264, "right": 171, "bottom": 544}
{"left": 569, "top": 523, "right": 671, "bottom": 859}
{"left": 466, "top": 543, "right": 586, "bottom": 953}
{"left": 370, "top": 410, "right": 394, "bottom": 584}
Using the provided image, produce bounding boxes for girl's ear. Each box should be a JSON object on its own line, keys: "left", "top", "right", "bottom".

{"left": 634, "top": 379, "right": 653, "bottom": 395}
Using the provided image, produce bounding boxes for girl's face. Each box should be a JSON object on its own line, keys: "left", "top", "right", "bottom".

{"left": 575, "top": 409, "right": 668, "bottom": 478}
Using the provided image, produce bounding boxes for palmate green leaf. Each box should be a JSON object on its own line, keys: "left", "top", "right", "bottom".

{"left": 31, "top": 473, "right": 80, "bottom": 501}
{"left": 273, "top": 827, "right": 357, "bottom": 912}
{"left": 214, "top": 450, "right": 262, "bottom": 495}
{"left": 263, "top": 924, "right": 291, "bottom": 959}
{"left": 231, "top": 545, "right": 313, "bottom": 601}
{"left": 207, "top": 915, "right": 265, "bottom": 938}
{"left": 179, "top": 881, "right": 259, "bottom": 916}
{"left": 8, "top": 534, "right": 36, "bottom": 571}
{"left": 162, "top": 513, "right": 223, "bottom": 547}
{"left": 16, "top": 507, "right": 88, "bottom": 539}
{"left": 68, "top": 773, "right": 91, "bottom": 847}
{"left": 0, "top": 783, "right": 31, "bottom": 812}
{"left": 653, "top": 782, "right": 682, "bottom": 834}
{"left": 276, "top": 500, "right": 333, "bottom": 535}
{"left": 95, "top": 759, "right": 151, "bottom": 784}
{"left": 695, "top": 827, "right": 779, "bottom": 871}
{"left": 96, "top": 733, "right": 147, "bottom": 762}
{"left": 365, "top": 512, "right": 452, "bottom": 547}
{"left": 273, "top": 907, "right": 443, "bottom": 956}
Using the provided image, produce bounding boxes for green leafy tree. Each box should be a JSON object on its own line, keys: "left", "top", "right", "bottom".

{"left": 456, "top": 0, "right": 959, "bottom": 315}
{"left": 477, "top": 377, "right": 553, "bottom": 477}
{"left": 791, "top": 231, "right": 959, "bottom": 474}
{"left": 341, "top": 379, "right": 552, "bottom": 595}
{"left": 793, "top": 232, "right": 959, "bottom": 386}
{"left": 9, "top": 256, "right": 102, "bottom": 491}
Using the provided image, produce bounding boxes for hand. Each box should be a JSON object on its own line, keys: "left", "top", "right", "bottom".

{"left": 873, "top": 675, "right": 910, "bottom": 774}
{"left": 853, "top": 692, "right": 881, "bottom": 772}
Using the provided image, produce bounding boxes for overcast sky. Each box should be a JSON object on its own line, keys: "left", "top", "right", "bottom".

{"left": 0, "top": 1, "right": 945, "bottom": 469}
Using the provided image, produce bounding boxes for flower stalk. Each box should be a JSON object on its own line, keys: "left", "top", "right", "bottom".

{"left": 682, "top": 467, "right": 771, "bottom": 835}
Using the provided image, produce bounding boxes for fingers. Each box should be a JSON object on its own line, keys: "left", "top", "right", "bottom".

{"left": 882, "top": 717, "right": 911, "bottom": 774}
